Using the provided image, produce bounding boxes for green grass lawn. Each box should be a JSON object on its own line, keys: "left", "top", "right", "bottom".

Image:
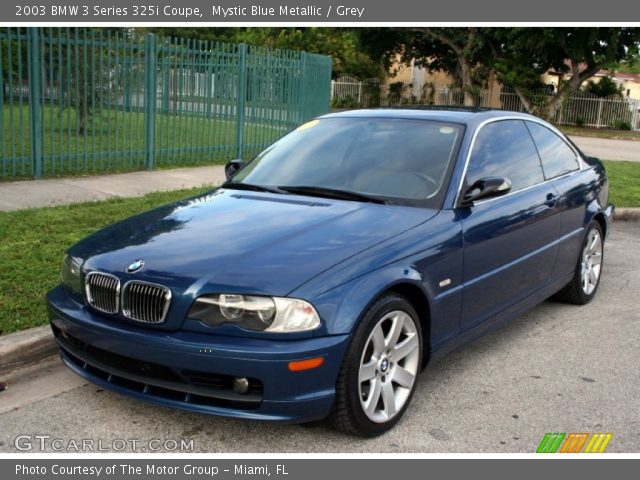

{"left": 1, "top": 104, "right": 286, "bottom": 179}
{"left": 0, "top": 160, "right": 638, "bottom": 336}
{"left": 603, "top": 160, "right": 640, "bottom": 208}
{"left": 559, "top": 125, "right": 640, "bottom": 141}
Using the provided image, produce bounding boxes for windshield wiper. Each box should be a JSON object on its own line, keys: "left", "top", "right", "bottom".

{"left": 222, "top": 182, "right": 286, "bottom": 194}
{"left": 277, "top": 185, "right": 387, "bottom": 204}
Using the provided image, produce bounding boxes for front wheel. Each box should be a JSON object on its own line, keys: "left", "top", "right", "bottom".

{"left": 554, "top": 221, "right": 604, "bottom": 305}
{"left": 330, "top": 294, "right": 423, "bottom": 437}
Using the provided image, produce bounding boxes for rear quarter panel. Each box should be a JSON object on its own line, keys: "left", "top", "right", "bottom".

{"left": 550, "top": 161, "right": 608, "bottom": 278}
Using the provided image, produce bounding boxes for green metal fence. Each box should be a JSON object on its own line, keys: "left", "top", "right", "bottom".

{"left": 0, "top": 28, "right": 332, "bottom": 179}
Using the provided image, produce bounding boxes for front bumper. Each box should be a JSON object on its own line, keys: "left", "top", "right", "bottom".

{"left": 47, "top": 286, "right": 350, "bottom": 423}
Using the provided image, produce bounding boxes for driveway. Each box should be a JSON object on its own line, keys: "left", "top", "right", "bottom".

{"left": 570, "top": 135, "right": 640, "bottom": 162}
{"left": 0, "top": 222, "right": 638, "bottom": 453}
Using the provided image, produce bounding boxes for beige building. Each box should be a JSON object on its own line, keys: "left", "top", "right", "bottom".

{"left": 383, "top": 59, "right": 503, "bottom": 106}
{"left": 541, "top": 68, "right": 640, "bottom": 99}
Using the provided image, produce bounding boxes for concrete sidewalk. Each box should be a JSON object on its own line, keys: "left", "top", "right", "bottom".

{"left": 0, "top": 165, "right": 226, "bottom": 212}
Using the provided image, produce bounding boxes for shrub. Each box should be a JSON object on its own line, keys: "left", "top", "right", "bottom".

{"left": 611, "top": 119, "right": 632, "bottom": 130}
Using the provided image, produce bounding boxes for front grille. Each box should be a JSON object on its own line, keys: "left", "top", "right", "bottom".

{"left": 122, "top": 281, "right": 171, "bottom": 324}
{"left": 85, "top": 272, "right": 120, "bottom": 314}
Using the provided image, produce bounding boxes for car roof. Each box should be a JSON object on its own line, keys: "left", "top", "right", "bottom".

{"left": 320, "top": 107, "right": 542, "bottom": 126}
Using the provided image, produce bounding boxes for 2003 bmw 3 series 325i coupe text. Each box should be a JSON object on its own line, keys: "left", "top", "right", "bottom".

{"left": 47, "top": 108, "right": 614, "bottom": 436}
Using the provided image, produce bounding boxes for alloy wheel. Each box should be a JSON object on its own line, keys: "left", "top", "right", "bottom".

{"left": 358, "top": 310, "right": 420, "bottom": 423}
{"left": 581, "top": 229, "right": 603, "bottom": 296}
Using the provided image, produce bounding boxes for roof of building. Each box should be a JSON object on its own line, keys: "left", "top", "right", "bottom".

{"left": 595, "top": 70, "right": 640, "bottom": 83}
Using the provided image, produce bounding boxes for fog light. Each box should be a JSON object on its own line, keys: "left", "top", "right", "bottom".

{"left": 232, "top": 377, "right": 250, "bottom": 394}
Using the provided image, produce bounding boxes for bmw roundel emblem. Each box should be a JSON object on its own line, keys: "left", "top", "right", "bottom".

{"left": 127, "top": 259, "right": 145, "bottom": 273}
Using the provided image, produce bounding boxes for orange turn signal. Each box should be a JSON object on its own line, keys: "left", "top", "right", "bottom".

{"left": 288, "top": 357, "right": 325, "bottom": 372}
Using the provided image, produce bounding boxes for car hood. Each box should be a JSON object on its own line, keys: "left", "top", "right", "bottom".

{"left": 72, "top": 188, "right": 438, "bottom": 296}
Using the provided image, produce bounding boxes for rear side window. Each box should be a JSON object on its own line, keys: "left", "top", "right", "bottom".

{"left": 526, "top": 121, "right": 580, "bottom": 179}
{"left": 466, "top": 120, "right": 544, "bottom": 193}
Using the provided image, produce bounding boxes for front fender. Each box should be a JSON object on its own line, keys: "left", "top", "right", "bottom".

{"left": 295, "top": 210, "right": 464, "bottom": 346}
{"left": 310, "top": 264, "right": 429, "bottom": 336}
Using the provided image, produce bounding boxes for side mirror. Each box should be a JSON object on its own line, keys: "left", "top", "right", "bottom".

{"left": 224, "top": 159, "right": 245, "bottom": 180}
{"left": 461, "top": 176, "right": 512, "bottom": 207}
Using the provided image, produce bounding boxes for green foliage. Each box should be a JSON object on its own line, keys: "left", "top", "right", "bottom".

{"left": 611, "top": 119, "right": 632, "bottom": 130}
{"left": 387, "top": 81, "right": 407, "bottom": 104}
{"left": 585, "top": 76, "right": 623, "bottom": 98}
{"left": 145, "top": 27, "right": 381, "bottom": 79}
{"left": 331, "top": 96, "right": 359, "bottom": 109}
{"left": 614, "top": 44, "right": 640, "bottom": 73}
{"left": 488, "top": 27, "right": 640, "bottom": 118}
{"left": 357, "top": 27, "right": 639, "bottom": 117}
{"left": 359, "top": 27, "right": 488, "bottom": 96}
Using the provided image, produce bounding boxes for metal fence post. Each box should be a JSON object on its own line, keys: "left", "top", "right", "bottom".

{"left": 28, "top": 28, "right": 43, "bottom": 178}
{"left": 298, "top": 51, "right": 308, "bottom": 122}
{"left": 161, "top": 61, "right": 170, "bottom": 114}
{"left": 596, "top": 97, "right": 604, "bottom": 128}
{"left": 144, "top": 33, "right": 157, "bottom": 170}
{"left": 235, "top": 43, "right": 247, "bottom": 160}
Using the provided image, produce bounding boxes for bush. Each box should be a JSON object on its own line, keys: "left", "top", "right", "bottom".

{"left": 611, "top": 119, "right": 632, "bottom": 130}
{"left": 575, "top": 117, "right": 586, "bottom": 128}
{"left": 331, "top": 96, "right": 359, "bottom": 109}
{"left": 387, "top": 82, "right": 407, "bottom": 105}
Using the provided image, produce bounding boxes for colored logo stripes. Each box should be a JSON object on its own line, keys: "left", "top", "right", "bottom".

{"left": 537, "top": 433, "right": 613, "bottom": 453}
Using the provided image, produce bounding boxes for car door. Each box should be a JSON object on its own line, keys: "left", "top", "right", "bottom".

{"left": 524, "top": 121, "right": 585, "bottom": 280}
{"left": 459, "top": 119, "right": 562, "bottom": 332}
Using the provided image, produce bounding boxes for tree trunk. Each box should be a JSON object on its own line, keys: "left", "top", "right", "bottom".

{"left": 512, "top": 86, "right": 539, "bottom": 115}
{"left": 542, "top": 88, "right": 569, "bottom": 120}
{"left": 421, "top": 27, "right": 479, "bottom": 107}
{"left": 460, "top": 59, "right": 476, "bottom": 107}
{"left": 513, "top": 60, "right": 601, "bottom": 121}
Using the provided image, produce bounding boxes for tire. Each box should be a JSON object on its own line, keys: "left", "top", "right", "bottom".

{"left": 329, "top": 293, "right": 423, "bottom": 437}
{"left": 553, "top": 221, "right": 604, "bottom": 305}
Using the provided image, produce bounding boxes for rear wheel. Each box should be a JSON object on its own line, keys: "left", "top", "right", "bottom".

{"left": 554, "top": 221, "right": 604, "bottom": 305}
{"left": 330, "top": 294, "right": 422, "bottom": 437}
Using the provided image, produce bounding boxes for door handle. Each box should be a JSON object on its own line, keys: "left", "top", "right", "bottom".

{"left": 545, "top": 193, "right": 558, "bottom": 207}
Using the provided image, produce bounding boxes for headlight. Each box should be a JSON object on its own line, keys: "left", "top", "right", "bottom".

{"left": 61, "top": 254, "right": 83, "bottom": 298}
{"left": 188, "top": 294, "right": 320, "bottom": 333}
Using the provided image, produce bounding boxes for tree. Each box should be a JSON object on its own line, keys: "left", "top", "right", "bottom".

{"left": 486, "top": 28, "right": 640, "bottom": 119}
{"left": 360, "top": 27, "right": 489, "bottom": 106}
{"left": 143, "top": 28, "right": 382, "bottom": 79}
{"left": 359, "top": 28, "right": 639, "bottom": 118}
{"left": 613, "top": 44, "right": 640, "bottom": 73}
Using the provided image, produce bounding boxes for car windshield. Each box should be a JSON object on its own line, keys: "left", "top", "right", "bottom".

{"left": 230, "top": 117, "right": 464, "bottom": 205}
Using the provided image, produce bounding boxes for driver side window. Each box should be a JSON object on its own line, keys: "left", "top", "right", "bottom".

{"left": 466, "top": 120, "right": 544, "bottom": 194}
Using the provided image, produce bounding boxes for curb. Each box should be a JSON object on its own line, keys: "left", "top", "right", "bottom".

{"left": 0, "top": 326, "right": 56, "bottom": 374}
{"left": 613, "top": 208, "right": 640, "bottom": 222}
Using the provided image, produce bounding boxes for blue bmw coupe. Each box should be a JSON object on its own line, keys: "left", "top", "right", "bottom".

{"left": 48, "top": 108, "right": 614, "bottom": 436}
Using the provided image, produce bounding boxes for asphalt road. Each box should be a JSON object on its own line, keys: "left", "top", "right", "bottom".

{"left": 1, "top": 222, "right": 638, "bottom": 453}
{"left": 571, "top": 135, "right": 639, "bottom": 162}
